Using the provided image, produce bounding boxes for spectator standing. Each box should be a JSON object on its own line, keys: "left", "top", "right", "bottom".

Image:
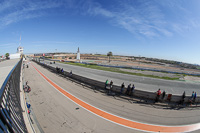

{"left": 189, "top": 91, "right": 195, "bottom": 104}
{"left": 110, "top": 80, "right": 113, "bottom": 89}
{"left": 162, "top": 91, "right": 166, "bottom": 100}
{"left": 126, "top": 84, "right": 131, "bottom": 95}
{"left": 129, "top": 84, "right": 135, "bottom": 96}
{"left": 193, "top": 92, "right": 197, "bottom": 102}
{"left": 108, "top": 80, "right": 113, "bottom": 94}
{"left": 69, "top": 70, "right": 73, "bottom": 77}
{"left": 180, "top": 91, "right": 186, "bottom": 105}
{"left": 155, "top": 89, "right": 161, "bottom": 102}
{"left": 191, "top": 91, "right": 195, "bottom": 99}
{"left": 105, "top": 79, "right": 109, "bottom": 89}
{"left": 121, "top": 83, "right": 125, "bottom": 94}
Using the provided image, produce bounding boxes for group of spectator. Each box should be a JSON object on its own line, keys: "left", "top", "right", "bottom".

{"left": 55, "top": 67, "right": 73, "bottom": 77}
{"left": 56, "top": 67, "right": 63, "bottom": 73}
{"left": 105, "top": 80, "right": 135, "bottom": 96}
{"left": 156, "top": 88, "right": 198, "bottom": 104}
{"left": 121, "top": 83, "right": 135, "bottom": 96}
{"left": 50, "top": 61, "right": 55, "bottom": 64}
{"left": 104, "top": 80, "right": 198, "bottom": 105}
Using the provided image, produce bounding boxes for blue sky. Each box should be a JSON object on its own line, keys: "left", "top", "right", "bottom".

{"left": 0, "top": 0, "right": 200, "bottom": 64}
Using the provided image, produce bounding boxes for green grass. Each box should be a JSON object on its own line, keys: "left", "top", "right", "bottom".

{"left": 61, "top": 62, "right": 179, "bottom": 80}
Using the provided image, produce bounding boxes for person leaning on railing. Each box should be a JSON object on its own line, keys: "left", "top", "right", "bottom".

{"left": 126, "top": 84, "right": 131, "bottom": 95}
{"left": 109, "top": 80, "right": 113, "bottom": 94}
{"left": 105, "top": 79, "right": 109, "bottom": 89}
{"left": 129, "top": 84, "right": 135, "bottom": 96}
{"left": 121, "top": 83, "right": 125, "bottom": 94}
{"left": 179, "top": 91, "right": 185, "bottom": 105}
{"left": 155, "top": 89, "right": 161, "bottom": 102}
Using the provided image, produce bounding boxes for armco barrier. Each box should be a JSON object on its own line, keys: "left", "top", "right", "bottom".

{"left": 0, "top": 58, "right": 27, "bottom": 133}
{"left": 33, "top": 59, "right": 200, "bottom": 105}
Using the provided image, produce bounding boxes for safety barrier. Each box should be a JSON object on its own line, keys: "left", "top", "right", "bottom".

{"left": 0, "top": 58, "right": 27, "bottom": 133}
{"left": 33, "top": 59, "right": 200, "bottom": 105}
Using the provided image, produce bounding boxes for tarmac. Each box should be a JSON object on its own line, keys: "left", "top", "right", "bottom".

{"left": 0, "top": 59, "right": 34, "bottom": 133}
{"left": 24, "top": 60, "right": 200, "bottom": 133}
{"left": 41, "top": 60, "right": 200, "bottom": 95}
{"left": 0, "top": 59, "right": 19, "bottom": 88}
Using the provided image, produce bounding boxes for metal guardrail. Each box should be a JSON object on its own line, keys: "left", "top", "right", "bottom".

{"left": 0, "top": 58, "right": 27, "bottom": 133}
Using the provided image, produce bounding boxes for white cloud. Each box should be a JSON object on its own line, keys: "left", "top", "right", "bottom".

{"left": 84, "top": 1, "right": 170, "bottom": 38}
{"left": 0, "top": 0, "right": 65, "bottom": 28}
{"left": 93, "top": 7, "right": 114, "bottom": 17}
{"left": 31, "top": 41, "right": 74, "bottom": 44}
{"left": 83, "top": 0, "right": 200, "bottom": 38}
{"left": 0, "top": 43, "right": 18, "bottom": 50}
{"left": 1, "top": 0, "right": 199, "bottom": 38}
{"left": 0, "top": 43, "right": 17, "bottom": 47}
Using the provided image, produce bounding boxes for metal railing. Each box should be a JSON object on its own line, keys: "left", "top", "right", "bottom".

{"left": 0, "top": 58, "right": 27, "bottom": 133}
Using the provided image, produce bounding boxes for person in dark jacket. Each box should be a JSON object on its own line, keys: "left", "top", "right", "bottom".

{"left": 162, "top": 91, "right": 166, "bottom": 100}
{"left": 179, "top": 91, "right": 185, "bottom": 105}
{"left": 126, "top": 84, "right": 131, "bottom": 95}
{"left": 193, "top": 92, "right": 197, "bottom": 102}
{"left": 129, "top": 84, "right": 135, "bottom": 96}
{"left": 121, "top": 83, "right": 125, "bottom": 94}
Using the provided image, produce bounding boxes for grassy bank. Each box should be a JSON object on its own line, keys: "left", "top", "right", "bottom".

{"left": 61, "top": 61, "right": 179, "bottom": 80}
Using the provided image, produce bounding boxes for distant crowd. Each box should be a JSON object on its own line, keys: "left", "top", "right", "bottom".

{"left": 105, "top": 79, "right": 135, "bottom": 96}
{"left": 105, "top": 79, "right": 197, "bottom": 105}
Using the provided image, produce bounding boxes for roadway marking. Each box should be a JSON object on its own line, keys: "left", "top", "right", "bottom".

{"left": 32, "top": 64, "right": 200, "bottom": 133}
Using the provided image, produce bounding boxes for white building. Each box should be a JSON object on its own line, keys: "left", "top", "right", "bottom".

{"left": 76, "top": 47, "right": 80, "bottom": 60}
{"left": 17, "top": 46, "right": 23, "bottom": 54}
{"left": 10, "top": 53, "right": 20, "bottom": 59}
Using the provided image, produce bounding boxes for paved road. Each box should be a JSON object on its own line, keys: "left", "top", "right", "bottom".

{"left": 0, "top": 59, "right": 19, "bottom": 88}
{"left": 25, "top": 61, "right": 200, "bottom": 133}
{"left": 40, "top": 60, "right": 200, "bottom": 95}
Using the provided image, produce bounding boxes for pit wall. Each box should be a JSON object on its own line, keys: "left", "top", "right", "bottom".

{"left": 32, "top": 59, "right": 200, "bottom": 104}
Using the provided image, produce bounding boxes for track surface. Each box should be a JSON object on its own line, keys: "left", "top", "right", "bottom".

{"left": 25, "top": 61, "right": 200, "bottom": 133}
{"left": 42, "top": 60, "right": 200, "bottom": 95}
{"left": 0, "top": 59, "right": 19, "bottom": 87}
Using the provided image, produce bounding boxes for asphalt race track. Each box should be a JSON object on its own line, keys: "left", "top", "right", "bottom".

{"left": 24, "top": 61, "right": 200, "bottom": 133}
{"left": 41, "top": 60, "right": 200, "bottom": 95}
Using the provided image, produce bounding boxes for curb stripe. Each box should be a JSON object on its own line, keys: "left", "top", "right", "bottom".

{"left": 32, "top": 64, "right": 200, "bottom": 133}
